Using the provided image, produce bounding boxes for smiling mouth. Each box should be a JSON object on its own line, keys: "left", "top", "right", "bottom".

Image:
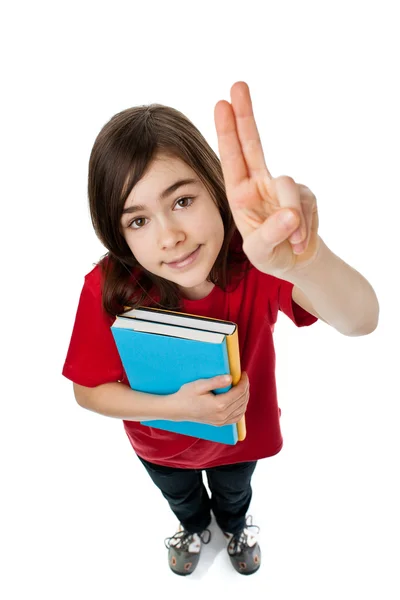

{"left": 165, "top": 245, "right": 201, "bottom": 269}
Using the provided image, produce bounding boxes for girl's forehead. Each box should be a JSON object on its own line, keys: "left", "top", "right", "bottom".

{"left": 145, "top": 154, "right": 194, "bottom": 178}
{"left": 124, "top": 155, "right": 200, "bottom": 208}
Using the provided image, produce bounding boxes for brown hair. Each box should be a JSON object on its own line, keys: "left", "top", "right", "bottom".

{"left": 88, "top": 103, "right": 250, "bottom": 316}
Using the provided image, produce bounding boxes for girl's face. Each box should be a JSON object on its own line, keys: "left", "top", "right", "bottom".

{"left": 121, "top": 153, "right": 225, "bottom": 300}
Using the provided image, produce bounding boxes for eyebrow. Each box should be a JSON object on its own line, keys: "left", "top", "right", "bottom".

{"left": 122, "top": 178, "right": 199, "bottom": 216}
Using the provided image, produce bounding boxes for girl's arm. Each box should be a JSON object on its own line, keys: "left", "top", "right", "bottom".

{"left": 73, "top": 382, "right": 181, "bottom": 422}
{"left": 73, "top": 373, "right": 249, "bottom": 426}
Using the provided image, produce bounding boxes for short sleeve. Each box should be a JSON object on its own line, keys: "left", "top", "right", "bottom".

{"left": 62, "top": 267, "right": 125, "bottom": 387}
{"left": 277, "top": 279, "right": 319, "bottom": 327}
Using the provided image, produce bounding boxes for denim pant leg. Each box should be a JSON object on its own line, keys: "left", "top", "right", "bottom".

{"left": 136, "top": 455, "right": 212, "bottom": 534}
{"left": 205, "top": 461, "right": 257, "bottom": 535}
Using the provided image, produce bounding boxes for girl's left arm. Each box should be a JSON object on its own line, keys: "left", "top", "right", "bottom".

{"left": 288, "top": 236, "right": 379, "bottom": 337}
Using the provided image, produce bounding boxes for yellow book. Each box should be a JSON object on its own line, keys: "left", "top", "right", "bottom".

{"left": 120, "top": 305, "right": 247, "bottom": 442}
{"left": 225, "top": 326, "right": 246, "bottom": 441}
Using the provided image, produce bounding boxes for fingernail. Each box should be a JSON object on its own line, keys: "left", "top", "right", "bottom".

{"left": 279, "top": 210, "right": 296, "bottom": 226}
{"left": 293, "top": 242, "right": 305, "bottom": 254}
{"left": 290, "top": 228, "right": 303, "bottom": 243}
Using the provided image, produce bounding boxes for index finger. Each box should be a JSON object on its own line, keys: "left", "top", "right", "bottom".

{"left": 230, "top": 82, "right": 272, "bottom": 179}
{"left": 214, "top": 99, "right": 248, "bottom": 194}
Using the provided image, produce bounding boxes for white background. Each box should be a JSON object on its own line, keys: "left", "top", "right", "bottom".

{"left": 1, "top": 1, "right": 399, "bottom": 598}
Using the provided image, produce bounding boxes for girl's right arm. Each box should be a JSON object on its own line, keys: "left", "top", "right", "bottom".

{"left": 73, "top": 372, "right": 249, "bottom": 426}
{"left": 73, "top": 382, "right": 181, "bottom": 422}
{"left": 65, "top": 275, "right": 247, "bottom": 426}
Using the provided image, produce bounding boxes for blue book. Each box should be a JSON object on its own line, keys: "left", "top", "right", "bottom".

{"left": 111, "top": 307, "right": 246, "bottom": 445}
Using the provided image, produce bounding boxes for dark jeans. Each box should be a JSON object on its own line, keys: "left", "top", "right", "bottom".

{"left": 137, "top": 455, "right": 257, "bottom": 535}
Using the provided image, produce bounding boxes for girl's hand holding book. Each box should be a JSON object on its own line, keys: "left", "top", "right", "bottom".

{"left": 173, "top": 372, "right": 249, "bottom": 427}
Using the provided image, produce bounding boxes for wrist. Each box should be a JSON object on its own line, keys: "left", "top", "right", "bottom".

{"left": 151, "top": 392, "right": 184, "bottom": 422}
{"left": 281, "top": 235, "right": 329, "bottom": 286}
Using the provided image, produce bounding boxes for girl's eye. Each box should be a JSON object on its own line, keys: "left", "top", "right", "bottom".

{"left": 129, "top": 217, "right": 148, "bottom": 230}
{"left": 128, "top": 197, "right": 194, "bottom": 230}
{"left": 175, "top": 196, "right": 194, "bottom": 209}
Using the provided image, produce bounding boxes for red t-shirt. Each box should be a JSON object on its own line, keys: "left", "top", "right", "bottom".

{"left": 62, "top": 262, "right": 317, "bottom": 468}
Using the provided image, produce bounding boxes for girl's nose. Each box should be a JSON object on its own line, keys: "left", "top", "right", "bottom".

{"left": 157, "top": 220, "right": 186, "bottom": 249}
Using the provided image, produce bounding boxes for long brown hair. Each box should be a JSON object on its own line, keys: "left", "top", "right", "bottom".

{"left": 88, "top": 103, "right": 250, "bottom": 316}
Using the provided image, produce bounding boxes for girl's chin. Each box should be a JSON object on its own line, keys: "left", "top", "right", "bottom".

{"left": 177, "top": 279, "right": 214, "bottom": 300}
{"left": 173, "top": 274, "right": 207, "bottom": 289}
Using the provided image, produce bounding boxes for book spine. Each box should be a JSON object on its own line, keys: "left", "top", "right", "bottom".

{"left": 226, "top": 329, "right": 247, "bottom": 442}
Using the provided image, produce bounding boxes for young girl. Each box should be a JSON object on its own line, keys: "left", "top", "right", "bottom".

{"left": 62, "top": 82, "right": 379, "bottom": 577}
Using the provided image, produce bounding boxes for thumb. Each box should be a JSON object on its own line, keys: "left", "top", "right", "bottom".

{"left": 259, "top": 209, "right": 300, "bottom": 249}
{"left": 193, "top": 374, "right": 232, "bottom": 394}
{"left": 242, "top": 209, "right": 300, "bottom": 269}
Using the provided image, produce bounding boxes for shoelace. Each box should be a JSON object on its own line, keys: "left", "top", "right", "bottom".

{"left": 227, "top": 515, "right": 260, "bottom": 556}
{"left": 164, "top": 527, "right": 211, "bottom": 550}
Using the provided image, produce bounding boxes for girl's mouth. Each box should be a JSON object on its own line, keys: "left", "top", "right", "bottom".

{"left": 165, "top": 245, "right": 201, "bottom": 269}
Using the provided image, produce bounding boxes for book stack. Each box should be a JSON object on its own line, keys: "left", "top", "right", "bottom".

{"left": 111, "top": 306, "right": 246, "bottom": 445}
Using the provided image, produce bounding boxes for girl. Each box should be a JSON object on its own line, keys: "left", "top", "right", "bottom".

{"left": 62, "top": 82, "right": 379, "bottom": 577}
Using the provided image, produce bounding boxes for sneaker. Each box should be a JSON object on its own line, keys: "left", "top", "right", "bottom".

{"left": 164, "top": 524, "right": 211, "bottom": 576}
{"left": 223, "top": 515, "right": 261, "bottom": 575}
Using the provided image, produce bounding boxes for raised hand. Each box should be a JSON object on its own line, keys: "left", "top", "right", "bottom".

{"left": 214, "top": 82, "right": 320, "bottom": 275}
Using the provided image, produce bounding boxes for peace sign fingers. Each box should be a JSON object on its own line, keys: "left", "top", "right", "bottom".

{"left": 214, "top": 81, "right": 272, "bottom": 197}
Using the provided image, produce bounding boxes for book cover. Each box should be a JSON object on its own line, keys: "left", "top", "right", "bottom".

{"left": 111, "top": 308, "right": 246, "bottom": 445}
